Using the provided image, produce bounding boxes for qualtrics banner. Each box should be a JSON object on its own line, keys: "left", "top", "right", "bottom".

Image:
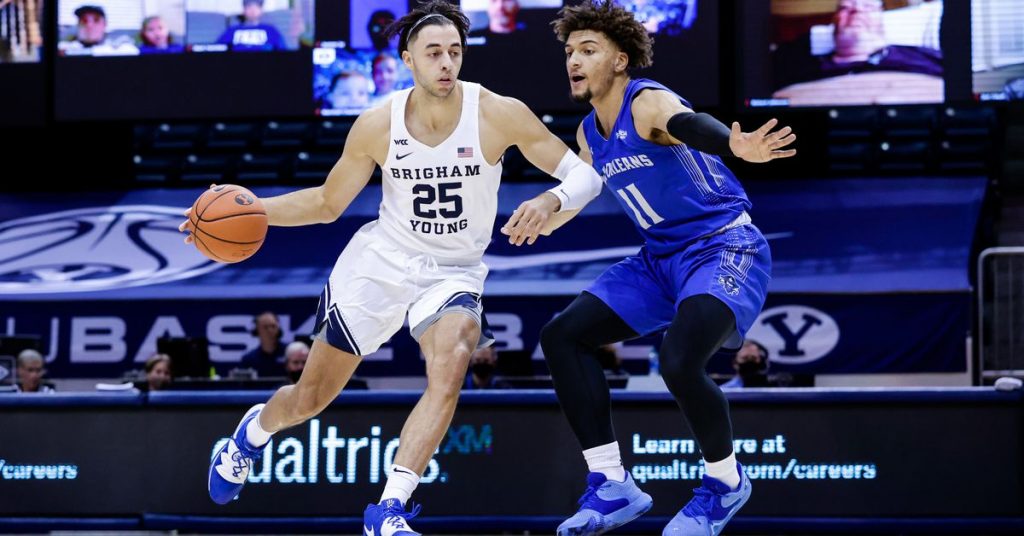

{"left": 0, "top": 390, "right": 1020, "bottom": 519}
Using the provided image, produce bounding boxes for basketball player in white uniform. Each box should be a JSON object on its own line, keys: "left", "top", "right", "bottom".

{"left": 183, "top": 2, "right": 603, "bottom": 534}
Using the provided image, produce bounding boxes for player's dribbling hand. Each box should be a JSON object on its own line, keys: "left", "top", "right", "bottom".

{"left": 501, "top": 192, "right": 560, "bottom": 246}
{"left": 179, "top": 207, "right": 195, "bottom": 245}
{"left": 729, "top": 118, "right": 797, "bottom": 164}
{"left": 178, "top": 183, "right": 218, "bottom": 245}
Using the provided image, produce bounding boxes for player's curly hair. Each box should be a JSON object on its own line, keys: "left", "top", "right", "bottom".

{"left": 553, "top": 0, "right": 654, "bottom": 69}
{"left": 384, "top": 0, "right": 470, "bottom": 54}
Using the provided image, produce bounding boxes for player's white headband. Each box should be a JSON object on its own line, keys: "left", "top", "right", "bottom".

{"left": 408, "top": 13, "right": 448, "bottom": 37}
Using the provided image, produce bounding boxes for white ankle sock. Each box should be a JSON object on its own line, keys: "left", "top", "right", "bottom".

{"left": 583, "top": 441, "right": 627, "bottom": 482}
{"left": 704, "top": 452, "right": 740, "bottom": 490}
{"left": 380, "top": 464, "right": 420, "bottom": 506}
{"left": 244, "top": 408, "right": 273, "bottom": 448}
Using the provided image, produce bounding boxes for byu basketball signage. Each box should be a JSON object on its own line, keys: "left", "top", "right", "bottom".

{"left": 0, "top": 292, "right": 967, "bottom": 377}
{"left": 0, "top": 178, "right": 981, "bottom": 375}
{"left": 0, "top": 205, "right": 223, "bottom": 294}
{"left": 748, "top": 305, "right": 841, "bottom": 365}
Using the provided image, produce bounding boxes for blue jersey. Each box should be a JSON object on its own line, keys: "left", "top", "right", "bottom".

{"left": 583, "top": 78, "right": 751, "bottom": 255}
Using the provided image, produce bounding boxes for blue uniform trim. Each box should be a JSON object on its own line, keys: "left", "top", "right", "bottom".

{"left": 435, "top": 291, "right": 481, "bottom": 315}
{"left": 312, "top": 284, "right": 362, "bottom": 355}
{"left": 410, "top": 291, "right": 493, "bottom": 348}
{"left": 330, "top": 306, "right": 362, "bottom": 355}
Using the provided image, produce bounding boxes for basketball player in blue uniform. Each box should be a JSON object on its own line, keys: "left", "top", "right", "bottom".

{"left": 507, "top": 2, "right": 795, "bottom": 534}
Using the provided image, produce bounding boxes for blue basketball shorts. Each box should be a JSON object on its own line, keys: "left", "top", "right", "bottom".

{"left": 586, "top": 222, "right": 771, "bottom": 349}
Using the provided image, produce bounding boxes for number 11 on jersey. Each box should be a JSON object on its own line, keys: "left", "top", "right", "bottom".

{"left": 616, "top": 183, "right": 664, "bottom": 229}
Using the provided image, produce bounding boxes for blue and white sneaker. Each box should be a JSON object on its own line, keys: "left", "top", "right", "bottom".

{"left": 557, "top": 472, "right": 653, "bottom": 536}
{"left": 363, "top": 499, "right": 422, "bottom": 536}
{"left": 207, "top": 403, "right": 266, "bottom": 505}
{"left": 663, "top": 463, "right": 752, "bottom": 536}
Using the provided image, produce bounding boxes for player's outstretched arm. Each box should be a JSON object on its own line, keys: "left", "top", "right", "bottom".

{"left": 726, "top": 118, "right": 797, "bottom": 163}
{"left": 262, "top": 108, "right": 385, "bottom": 226}
{"left": 534, "top": 122, "right": 594, "bottom": 236}
{"left": 634, "top": 89, "right": 796, "bottom": 163}
{"left": 495, "top": 97, "right": 602, "bottom": 246}
{"left": 178, "top": 105, "right": 385, "bottom": 244}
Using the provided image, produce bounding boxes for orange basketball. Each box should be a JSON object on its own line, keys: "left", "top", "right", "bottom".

{"left": 189, "top": 184, "right": 268, "bottom": 263}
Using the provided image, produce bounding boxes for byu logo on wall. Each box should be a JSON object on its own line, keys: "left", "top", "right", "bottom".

{"left": 747, "top": 305, "right": 840, "bottom": 365}
{"left": 0, "top": 206, "right": 224, "bottom": 294}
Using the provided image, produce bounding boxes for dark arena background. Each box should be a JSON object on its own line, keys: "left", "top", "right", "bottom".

{"left": 1, "top": 0, "right": 1023, "bottom": 534}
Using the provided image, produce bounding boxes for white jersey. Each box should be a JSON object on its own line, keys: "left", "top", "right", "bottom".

{"left": 375, "top": 82, "right": 502, "bottom": 264}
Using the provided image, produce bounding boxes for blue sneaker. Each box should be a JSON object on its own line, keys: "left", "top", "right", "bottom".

{"left": 662, "top": 463, "right": 752, "bottom": 536}
{"left": 556, "top": 472, "right": 653, "bottom": 536}
{"left": 207, "top": 403, "right": 266, "bottom": 505}
{"left": 363, "top": 499, "right": 422, "bottom": 536}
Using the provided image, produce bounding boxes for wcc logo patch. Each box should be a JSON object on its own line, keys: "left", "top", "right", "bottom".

{"left": 746, "top": 305, "right": 840, "bottom": 365}
{"left": 0, "top": 205, "right": 225, "bottom": 294}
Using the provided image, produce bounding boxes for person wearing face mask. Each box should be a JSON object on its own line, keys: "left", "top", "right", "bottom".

{"left": 463, "top": 346, "right": 509, "bottom": 390}
{"left": 283, "top": 341, "right": 309, "bottom": 384}
{"left": 240, "top": 311, "right": 287, "bottom": 377}
{"left": 721, "top": 340, "right": 769, "bottom": 389}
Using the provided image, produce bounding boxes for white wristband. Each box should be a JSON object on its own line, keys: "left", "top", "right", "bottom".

{"left": 546, "top": 149, "right": 603, "bottom": 212}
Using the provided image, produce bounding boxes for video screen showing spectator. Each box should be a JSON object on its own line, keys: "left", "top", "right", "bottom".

{"left": 1, "top": 0, "right": 44, "bottom": 63}
{"left": 626, "top": 0, "right": 720, "bottom": 106}
{"left": 972, "top": 0, "right": 1024, "bottom": 101}
{"left": 459, "top": 0, "right": 561, "bottom": 43}
{"left": 185, "top": 0, "right": 314, "bottom": 53}
{"left": 349, "top": 0, "right": 408, "bottom": 51}
{"left": 614, "top": 0, "right": 698, "bottom": 36}
{"left": 313, "top": 46, "right": 413, "bottom": 116}
{"left": 58, "top": 0, "right": 184, "bottom": 56}
{"left": 745, "top": 0, "right": 945, "bottom": 108}
{"left": 455, "top": 0, "right": 717, "bottom": 108}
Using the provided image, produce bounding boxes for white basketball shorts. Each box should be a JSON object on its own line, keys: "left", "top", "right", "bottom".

{"left": 312, "top": 222, "right": 492, "bottom": 356}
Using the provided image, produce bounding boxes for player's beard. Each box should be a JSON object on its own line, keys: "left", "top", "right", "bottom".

{"left": 571, "top": 88, "right": 593, "bottom": 103}
{"left": 571, "top": 69, "right": 612, "bottom": 103}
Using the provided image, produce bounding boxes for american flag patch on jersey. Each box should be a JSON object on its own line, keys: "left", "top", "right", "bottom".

{"left": 457, "top": 147, "right": 474, "bottom": 158}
